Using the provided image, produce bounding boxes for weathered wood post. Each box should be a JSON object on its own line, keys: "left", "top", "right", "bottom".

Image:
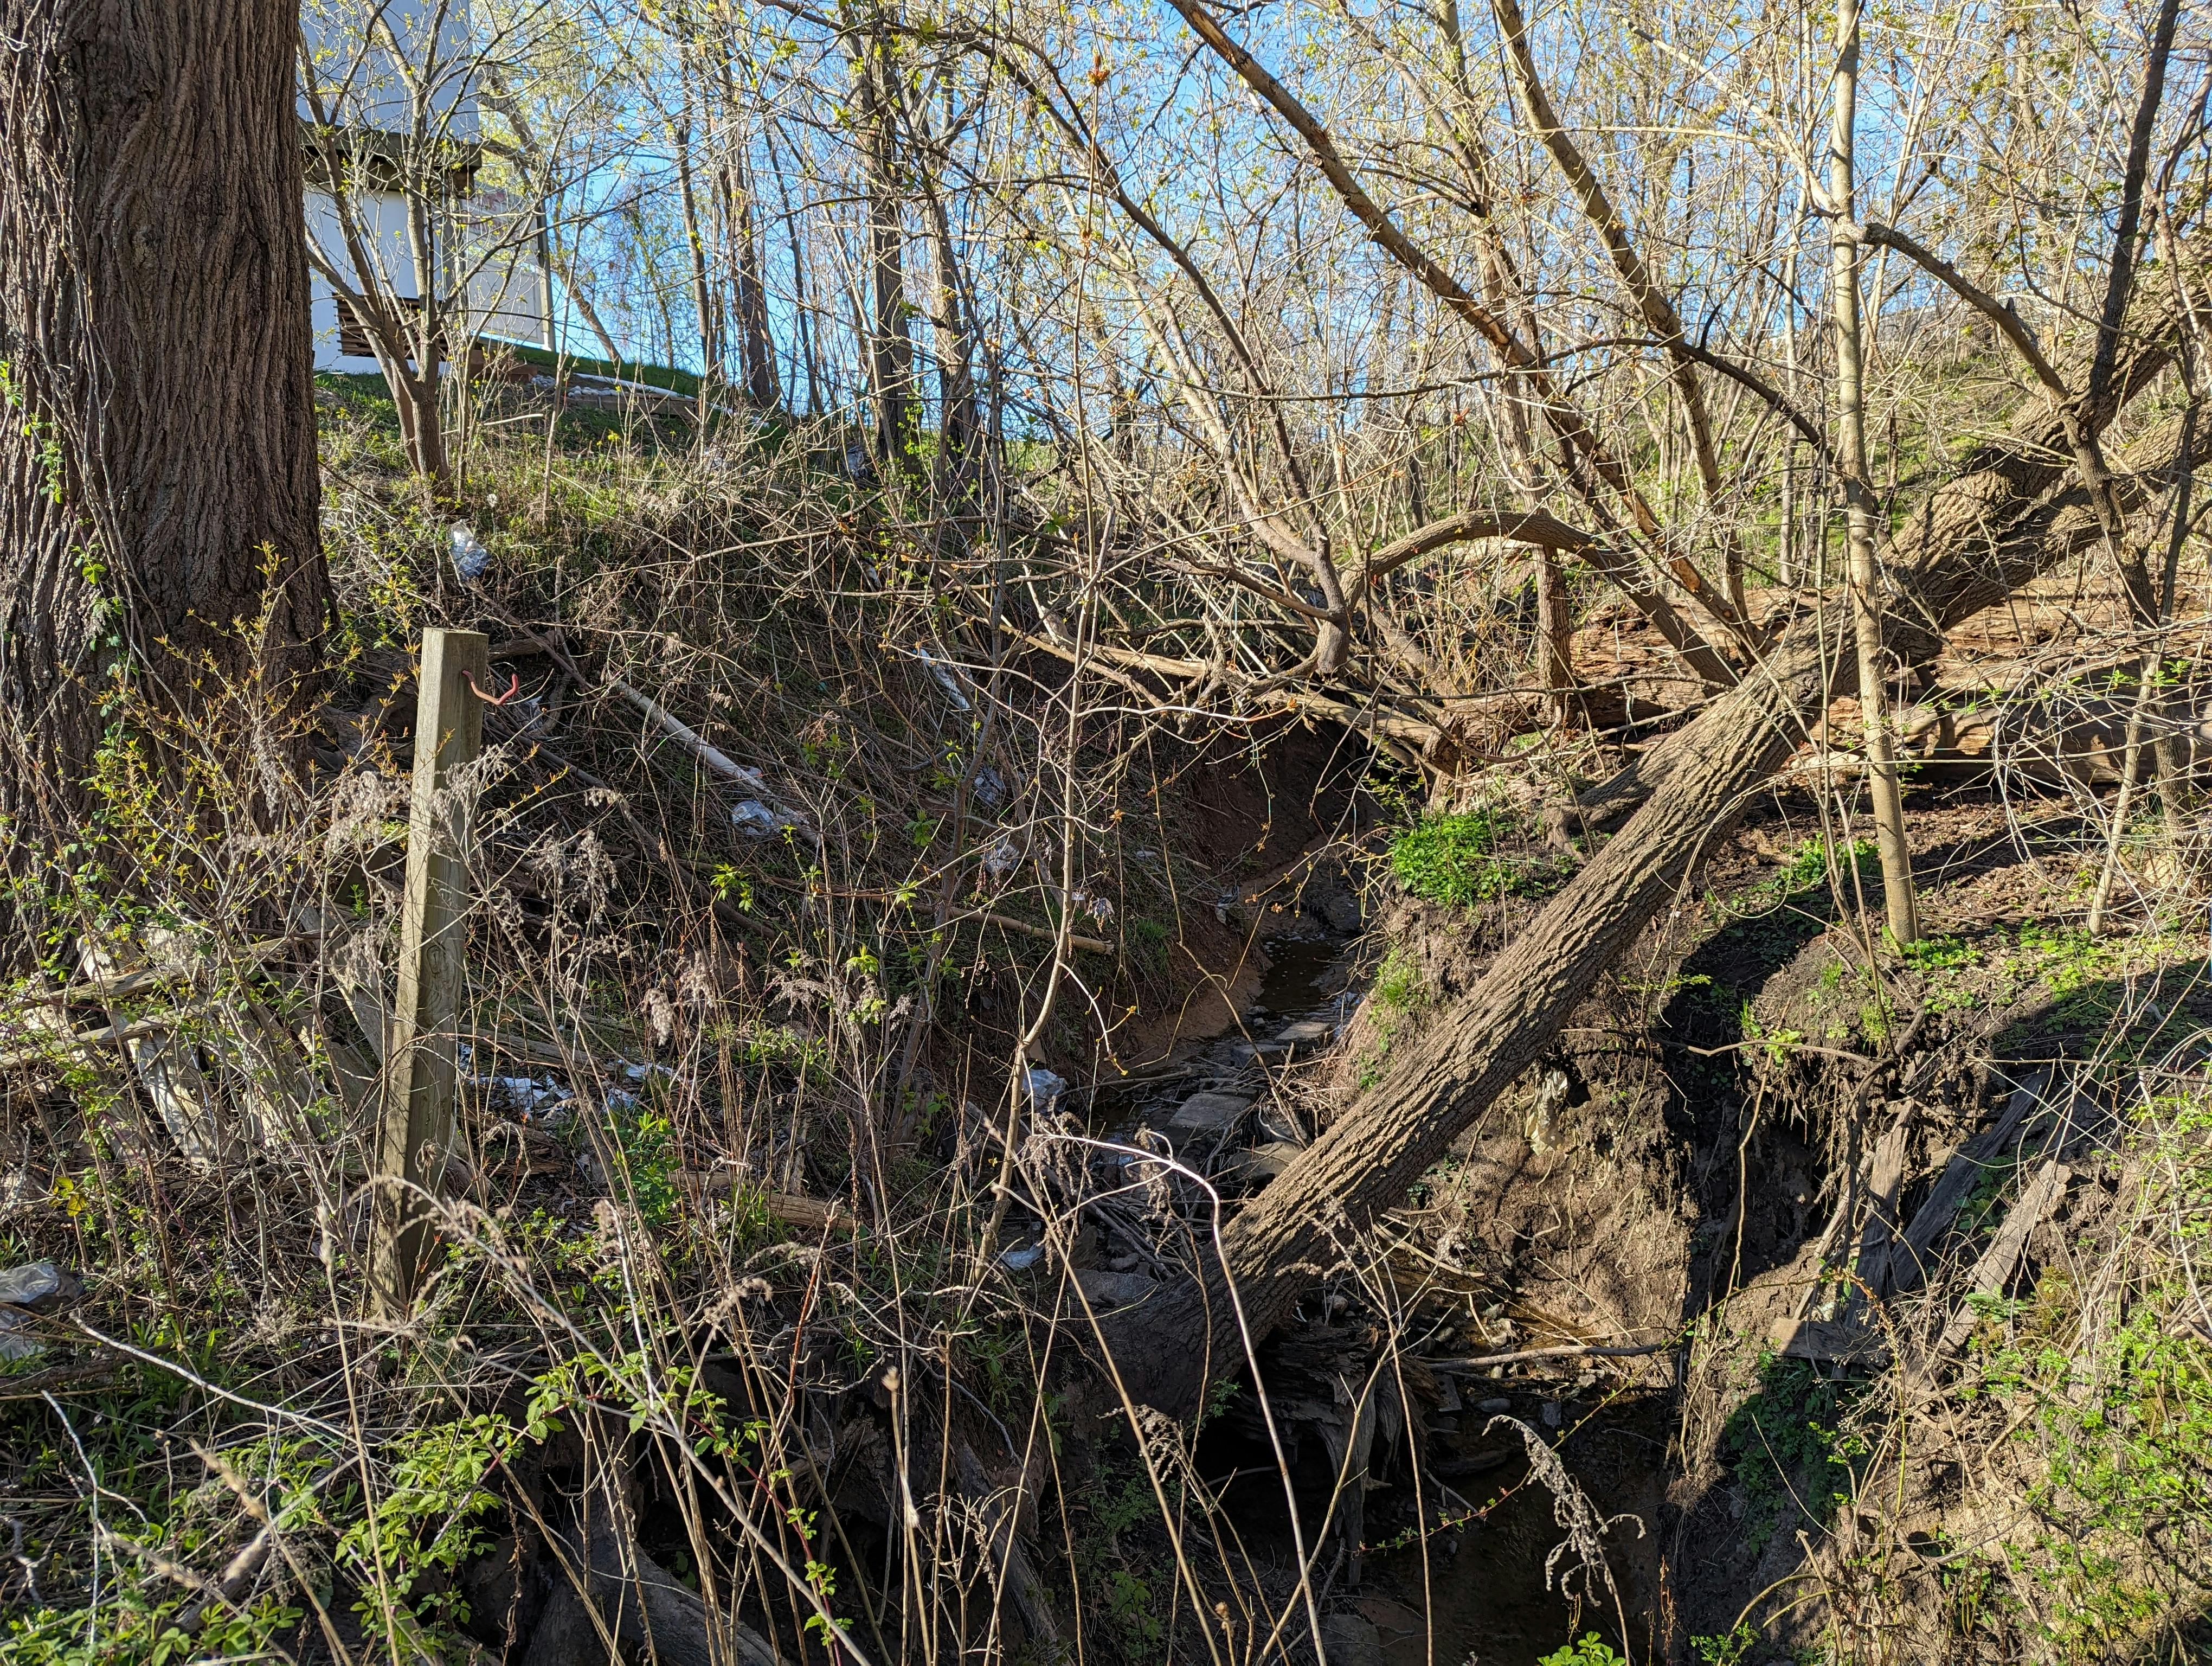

{"left": 371, "top": 628, "right": 488, "bottom": 1316}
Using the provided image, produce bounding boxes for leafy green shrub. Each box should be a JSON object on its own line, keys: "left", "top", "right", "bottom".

{"left": 337, "top": 1414, "right": 520, "bottom": 1645}
{"left": 1693, "top": 1623, "right": 1757, "bottom": 1665}
{"left": 1, "top": 1589, "right": 302, "bottom": 1665}
{"left": 1371, "top": 947, "right": 1423, "bottom": 1013}
{"left": 606, "top": 1100, "right": 680, "bottom": 1227}
{"left": 1540, "top": 1636, "right": 1627, "bottom": 1666}
{"left": 1388, "top": 808, "right": 1550, "bottom": 908}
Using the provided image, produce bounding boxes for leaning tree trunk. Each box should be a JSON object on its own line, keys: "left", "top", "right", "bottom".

{"left": 0, "top": 1, "right": 326, "bottom": 823}
{"left": 1103, "top": 337, "right": 2181, "bottom": 1416}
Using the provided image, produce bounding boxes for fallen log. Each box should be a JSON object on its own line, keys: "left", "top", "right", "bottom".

{"left": 956, "top": 1441, "right": 1063, "bottom": 1651}
{"left": 1100, "top": 351, "right": 2181, "bottom": 1416}
{"left": 1424, "top": 1340, "right": 1669, "bottom": 1372}
{"left": 1934, "top": 1159, "right": 2070, "bottom": 1354}
{"left": 1850, "top": 1107, "right": 1918, "bottom": 1300}
{"left": 1885, "top": 1068, "right": 2048, "bottom": 1296}
{"left": 677, "top": 1172, "right": 858, "bottom": 1235}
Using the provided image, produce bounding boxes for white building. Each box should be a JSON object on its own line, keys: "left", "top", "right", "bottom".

{"left": 299, "top": 3, "right": 552, "bottom": 373}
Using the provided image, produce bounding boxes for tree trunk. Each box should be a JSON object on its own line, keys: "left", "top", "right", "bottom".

{"left": 717, "top": 131, "right": 780, "bottom": 411}
{"left": 855, "top": 26, "right": 915, "bottom": 473}
{"left": 1829, "top": 0, "right": 1919, "bottom": 946}
{"left": 669, "top": 68, "right": 721, "bottom": 429}
{"left": 922, "top": 170, "right": 978, "bottom": 508}
{"left": 548, "top": 238, "right": 627, "bottom": 367}
{"left": 0, "top": 0, "right": 326, "bottom": 822}
{"left": 704, "top": 43, "right": 781, "bottom": 412}
{"left": 1103, "top": 357, "right": 2175, "bottom": 1416}
{"left": 1533, "top": 549, "right": 1573, "bottom": 722}
{"left": 1779, "top": 245, "right": 1803, "bottom": 588}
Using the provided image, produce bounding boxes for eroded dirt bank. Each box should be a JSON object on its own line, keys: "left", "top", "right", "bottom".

{"left": 1088, "top": 726, "right": 2212, "bottom": 1664}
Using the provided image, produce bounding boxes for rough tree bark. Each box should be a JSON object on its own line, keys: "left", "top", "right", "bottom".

{"left": 1104, "top": 336, "right": 2179, "bottom": 1416}
{"left": 0, "top": 1, "right": 327, "bottom": 823}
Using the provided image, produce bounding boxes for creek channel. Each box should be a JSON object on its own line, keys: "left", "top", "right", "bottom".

{"left": 1091, "top": 929, "right": 1360, "bottom": 1152}
{"left": 1074, "top": 926, "right": 1668, "bottom": 1664}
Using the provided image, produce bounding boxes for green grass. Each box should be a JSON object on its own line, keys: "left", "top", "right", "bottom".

{"left": 501, "top": 339, "right": 700, "bottom": 397}
{"left": 1355, "top": 947, "right": 1426, "bottom": 1090}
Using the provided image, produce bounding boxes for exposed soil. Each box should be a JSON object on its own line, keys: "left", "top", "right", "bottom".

{"left": 1144, "top": 720, "right": 2212, "bottom": 1664}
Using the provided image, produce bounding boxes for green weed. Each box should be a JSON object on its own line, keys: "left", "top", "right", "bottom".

{"left": 337, "top": 1414, "right": 520, "bottom": 1645}
{"left": 1720, "top": 1353, "right": 1870, "bottom": 1554}
{"left": 1899, "top": 933, "right": 1985, "bottom": 1013}
{"left": 1714, "top": 836, "right": 1875, "bottom": 925}
{"left": 1, "top": 1590, "right": 302, "bottom": 1665}
{"left": 605, "top": 1099, "right": 680, "bottom": 1227}
{"left": 1388, "top": 809, "right": 1569, "bottom": 909}
{"left": 1356, "top": 947, "right": 1426, "bottom": 1088}
{"left": 1539, "top": 1636, "right": 1628, "bottom": 1666}
{"left": 1372, "top": 947, "right": 1423, "bottom": 1013}
{"left": 1693, "top": 1623, "right": 1757, "bottom": 1664}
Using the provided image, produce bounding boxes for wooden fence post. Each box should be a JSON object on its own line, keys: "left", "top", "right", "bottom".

{"left": 371, "top": 627, "right": 487, "bottom": 1316}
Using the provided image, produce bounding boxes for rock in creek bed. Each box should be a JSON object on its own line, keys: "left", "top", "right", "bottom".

{"left": 1220, "top": 1141, "right": 1304, "bottom": 1187}
{"left": 1166, "top": 1091, "right": 1255, "bottom": 1137}
{"left": 1076, "top": 1271, "right": 1159, "bottom": 1310}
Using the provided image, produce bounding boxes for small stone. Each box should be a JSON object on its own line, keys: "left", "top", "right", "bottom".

{"left": 1166, "top": 1091, "right": 1253, "bottom": 1136}
{"left": 1477, "top": 1396, "right": 1512, "bottom": 1414}
{"left": 0, "top": 1261, "right": 81, "bottom": 1314}
{"left": 1540, "top": 1400, "right": 1562, "bottom": 1428}
{"left": 1075, "top": 1271, "right": 1156, "bottom": 1310}
{"left": 1274, "top": 1019, "right": 1332, "bottom": 1047}
{"left": 1318, "top": 1613, "right": 1385, "bottom": 1666}
{"left": 1224, "top": 1141, "right": 1303, "bottom": 1184}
